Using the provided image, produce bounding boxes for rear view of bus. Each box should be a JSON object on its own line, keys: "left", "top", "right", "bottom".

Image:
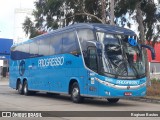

{"left": 9, "top": 23, "right": 155, "bottom": 103}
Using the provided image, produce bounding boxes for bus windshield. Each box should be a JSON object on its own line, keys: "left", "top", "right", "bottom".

{"left": 97, "top": 32, "right": 145, "bottom": 79}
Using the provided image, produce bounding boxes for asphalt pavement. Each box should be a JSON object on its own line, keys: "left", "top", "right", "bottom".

{"left": 0, "top": 77, "right": 8, "bottom": 86}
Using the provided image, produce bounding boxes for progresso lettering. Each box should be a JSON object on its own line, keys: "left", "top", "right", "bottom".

{"left": 38, "top": 57, "right": 64, "bottom": 67}
{"left": 116, "top": 80, "right": 139, "bottom": 85}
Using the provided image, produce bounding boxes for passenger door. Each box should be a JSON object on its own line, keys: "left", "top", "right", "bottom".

{"left": 86, "top": 46, "right": 99, "bottom": 96}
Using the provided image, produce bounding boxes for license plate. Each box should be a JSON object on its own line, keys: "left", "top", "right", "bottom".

{"left": 124, "top": 92, "right": 132, "bottom": 96}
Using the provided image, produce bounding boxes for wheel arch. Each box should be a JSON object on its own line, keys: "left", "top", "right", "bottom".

{"left": 68, "top": 79, "right": 79, "bottom": 95}
{"left": 16, "top": 78, "right": 28, "bottom": 90}
{"left": 22, "top": 78, "right": 28, "bottom": 89}
{"left": 22, "top": 78, "right": 27, "bottom": 84}
{"left": 16, "top": 78, "right": 21, "bottom": 90}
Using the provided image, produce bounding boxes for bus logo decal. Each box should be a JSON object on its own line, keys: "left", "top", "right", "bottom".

{"left": 19, "top": 60, "right": 25, "bottom": 76}
{"left": 38, "top": 56, "right": 64, "bottom": 67}
{"left": 116, "top": 80, "right": 139, "bottom": 85}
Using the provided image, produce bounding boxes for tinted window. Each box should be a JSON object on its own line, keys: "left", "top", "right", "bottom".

{"left": 50, "top": 34, "right": 62, "bottom": 55}
{"left": 21, "top": 44, "right": 30, "bottom": 59}
{"left": 77, "top": 29, "right": 95, "bottom": 51}
{"left": 11, "top": 46, "right": 19, "bottom": 60}
{"left": 77, "top": 29, "right": 95, "bottom": 66}
{"left": 11, "top": 43, "right": 30, "bottom": 60}
{"left": 29, "top": 41, "right": 39, "bottom": 57}
{"left": 39, "top": 37, "right": 50, "bottom": 56}
{"left": 62, "top": 31, "right": 78, "bottom": 54}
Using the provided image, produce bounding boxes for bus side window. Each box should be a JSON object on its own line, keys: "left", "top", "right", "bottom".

{"left": 29, "top": 41, "right": 39, "bottom": 58}
{"left": 11, "top": 46, "right": 19, "bottom": 60}
{"left": 77, "top": 29, "right": 95, "bottom": 67}
{"left": 21, "top": 44, "right": 30, "bottom": 59}
{"left": 39, "top": 37, "right": 50, "bottom": 56}
{"left": 50, "top": 34, "right": 62, "bottom": 55}
{"left": 11, "top": 47, "right": 16, "bottom": 60}
{"left": 11, "top": 44, "right": 30, "bottom": 60}
{"left": 62, "top": 31, "right": 78, "bottom": 54}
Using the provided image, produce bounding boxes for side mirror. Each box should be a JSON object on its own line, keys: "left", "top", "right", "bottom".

{"left": 141, "top": 44, "right": 156, "bottom": 60}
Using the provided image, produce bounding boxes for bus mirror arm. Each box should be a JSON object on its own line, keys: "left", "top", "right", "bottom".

{"left": 141, "top": 44, "right": 156, "bottom": 60}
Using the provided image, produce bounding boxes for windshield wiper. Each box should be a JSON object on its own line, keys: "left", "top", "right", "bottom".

{"left": 115, "top": 61, "right": 128, "bottom": 78}
{"left": 128, "top": 61, "right": 140, "bottom": 78}
{"left": 102, "top": 53, "right": 114, "bottom": 73}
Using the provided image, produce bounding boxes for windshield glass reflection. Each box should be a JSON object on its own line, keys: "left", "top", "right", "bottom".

{"left": 97, "top": 32, "right": 145, "bottom": 78}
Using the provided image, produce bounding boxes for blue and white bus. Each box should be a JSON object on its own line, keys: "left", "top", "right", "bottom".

{"left": 9, "top": 23, "right": 155, "bottom": 103}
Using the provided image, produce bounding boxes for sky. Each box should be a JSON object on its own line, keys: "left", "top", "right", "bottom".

{"left": 0, "top": 0, "right": 35, "bottom": 39}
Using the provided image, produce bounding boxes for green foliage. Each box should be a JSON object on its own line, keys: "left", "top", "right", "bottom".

{"left": 147, "top": 78, "right": 160, "bottom": 96}
{"left": 23, "top": 0, "right": 107, "bottom": 38}
{"left": 115, "top": 0, "right": 137, "bottom": 17}
{"left": 143, "top": 2, "right": 157, "bottom": 42}
{"left": 23, "top": 17, "right": 45, "bottom": 38}
{"left": 115, "top": 0, "right": 158, "bottom": 44}
{"left": 23, "top": 0, "right": 159, "bottom": 41}
{"left": 23, "top": 17, "right": 33, "bottom": 35}
{"left": 151, "top": 78, "right": 160, "bottom": 83}
{"left": 23, "top": 17, "right": 37, "bottom": 38}
{"left": 65, "top": 0, "right": 102, "bottom": 23}
{"left": 33, "top": 0, "right": 64, "bottom": 30}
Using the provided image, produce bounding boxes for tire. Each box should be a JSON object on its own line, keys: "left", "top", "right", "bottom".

{"left": 23, "top": 81, "right": 30, "bottom": 96}
{"left": 17, "top": 81, "right": 23, "bottom": 95}
{"left": 71, "top": 82, "right": 83, "bottom": 103}
{"left": 107, "top": 98, "right": 119, "bottom": 103}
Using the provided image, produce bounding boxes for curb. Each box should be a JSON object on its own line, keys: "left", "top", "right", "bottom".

{"left": 125, "top": 97, "right": 160, "bottom": 104}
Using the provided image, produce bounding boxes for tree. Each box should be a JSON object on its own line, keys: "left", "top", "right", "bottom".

{"left": 23, "top": 17, "right": 34, "bottom": 36}
{"left": 23, "top": 0, "right": 159, "bottom": 44}
{"left": 65, "top": 0, "right": 110, "bottom": 24}
{"left": 115, "top": 0, "right": 157, "bottom": 44}
{"left": 23, "top": 17, "right": 44, "bottom": 38}
{"left": 33, "top": 0, "right": 64, "bottom": 30}
{"left": 23, "top": 0, "right": 113, "bottom": 37}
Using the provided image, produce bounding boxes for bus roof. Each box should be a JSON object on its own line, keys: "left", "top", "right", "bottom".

{"left": 49, "top": 23, "right": 135, "bottom": 36}
{"left": 12, "top": 23, "right": 136, "bottom": 47}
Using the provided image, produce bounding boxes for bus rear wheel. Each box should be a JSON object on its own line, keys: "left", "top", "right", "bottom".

{"left": 23, "top": 81, "right": 30, "bottom": 96}
{"left": 17, "top": 81, "right": 23, "bottom": 95}
{"left": 71, "top": 82, "right": 83, "bottom": 103}
{"left": 107, "top": 98, "right": 119, "bottom": 103}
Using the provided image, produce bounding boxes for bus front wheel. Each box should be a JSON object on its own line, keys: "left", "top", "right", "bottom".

{"left": 23, "top": 81, "right": 30, "bottom": 96}
{"left": 107, "top": 98, "right": 119, "bottom": 103}
{"left": 71, "top": 82, "right": 83, "bottom": 103}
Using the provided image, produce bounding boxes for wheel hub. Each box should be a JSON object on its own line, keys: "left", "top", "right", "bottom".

{"left": 72, "top": 88, "right": 79, "bottom": 97}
